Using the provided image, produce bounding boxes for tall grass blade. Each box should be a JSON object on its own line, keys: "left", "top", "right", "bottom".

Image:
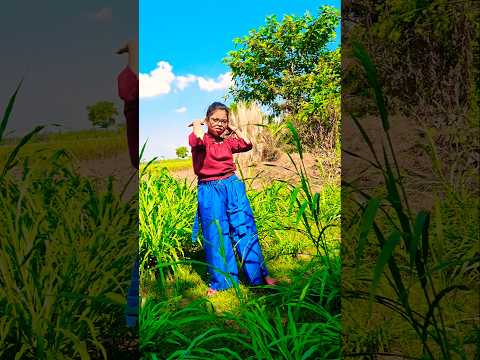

{"left": 296, "top": 199, "right": 309, "bottom": 224}
{"left": 352, "top": 41, "right": 389, "bottom": 131}
{"left": 420, "top": 211, "right": 430, "bottom": 267}
{"left": 349, "top": 112, "right": 381, "bottom": 167}
{"left": 1, "top": 125, "right": 44, "bottom": 177}
{"left": 0, "top": 79, "right": 23, "bottom": 142}
{"left": 382, "top": 147, "right": 412, "bottom": 245}
{"left": 422, "top": 284, "right": 469, "bottom": 341}
{"left": 370, "top": 231, "right": 401, "bottom": 308}
{"left": 411, "top": 211, "right": 428, "bottom": 267}
{"left": 343, "top": 149, "right": 381, "bottom": 170}
{"left": 356, "top": 197, "right": 381, "bottom": 273}
{"left": 287, "top": 121, "right": 303, "bottom": 160}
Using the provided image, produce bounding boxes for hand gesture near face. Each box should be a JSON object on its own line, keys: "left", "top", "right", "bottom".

{"left": 116, "top": 39, "right": 138, "bottom": 74}
{"left": 188, "top": 119, "right": 205, "bottom": 127}
{"left": 188, "top": 118, "right": 206, "bottom": 139}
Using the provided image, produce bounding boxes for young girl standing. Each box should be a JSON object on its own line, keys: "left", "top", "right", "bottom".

{"left": 189, "top": 102, "right": 277, "bottom": 296}
{"left": 116, "top": 39, "right": 139, "bottom": 328}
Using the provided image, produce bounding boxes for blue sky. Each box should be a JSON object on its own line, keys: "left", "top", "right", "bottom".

{"left": 140, "top": 0, "right": 340, "bottom": 160}
{"left": 1, "top": 1, "right": 136, "bottom": 136}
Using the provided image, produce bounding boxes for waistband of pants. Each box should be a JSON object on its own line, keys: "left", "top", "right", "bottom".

{"left": 198, "top": 173, "right": 237, "bottom": 186}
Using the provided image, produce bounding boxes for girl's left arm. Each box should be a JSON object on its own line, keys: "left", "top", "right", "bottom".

{"left": 226, "top": 125, "right": 253, "bottom": 153}
{"left": 228, "top": 125, "right": 251, "bottom": 145}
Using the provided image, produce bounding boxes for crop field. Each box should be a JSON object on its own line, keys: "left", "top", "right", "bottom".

{"left": 0, "top": 127, "right": 128, "bottom": 162}
{"left": 0, "top": 88, "right": 138, "bottom": 358}
{"left": 340, "top": 43, "right": 479, "bottom": 358}
{"left": 140, "top": 158, "right": 192, "bottom": 173}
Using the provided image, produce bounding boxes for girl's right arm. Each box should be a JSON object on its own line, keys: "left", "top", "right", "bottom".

{"left": 192, "top": 119, "right": 205, "bottom": 139}
{"left": 189, "top": 119, "right": 206, "bottom": 149}
{"left": 116, "top": 39, "right": 138, "bottom": 75}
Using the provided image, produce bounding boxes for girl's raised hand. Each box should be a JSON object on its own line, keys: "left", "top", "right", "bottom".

{"left": 116, "top": 39, "right": 138, "bottom": 75}
{"left": 227, "top": 124, "right": 238, "bottom": 133}
{"left": 116, "top": 39, "right": 138, "bottom": 54}
{"left": 190, "top": 118, "right": 205, "bottom": 139}
{"left": 116, "top": 43, "right": 129, "bottom": 54}
{"left": 188, "top": 119, "right": 206, "bottom": 127}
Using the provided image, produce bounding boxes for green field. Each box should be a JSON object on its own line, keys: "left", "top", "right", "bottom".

{"left": 2, "top": 1, "right": 476, "bottom": 357}
{"left": 0, "top": 145, "right": 137, "bottom": 358}
{"left": 0, "top": 84, "right": 141, "bottom": 358}
{"left": 0, "top": 127, "right": 128, "bottom": 162}
{"left": 141, "top": 158, "right": 192, "bottom": 172}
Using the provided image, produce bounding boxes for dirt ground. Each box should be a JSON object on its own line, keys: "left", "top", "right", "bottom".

{"left": 169, "top": 151, "right": 340, "bottom": 192}
{"left": 65, "top": 150, "right": 338, "bottom": 201}
{"left": 74, "top": 152, "right": 138, "bottom": 199}
{"left": 69, "top": 113, "right": 442, "bottom": 207}
{"left": 28, "top": 113, "right": 438, "bottom": 210}
{"left": 342, "top": 114, "right": 440, "bottom": 212}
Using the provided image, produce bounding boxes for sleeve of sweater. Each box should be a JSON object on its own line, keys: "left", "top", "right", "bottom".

{"left": 189, "top": 132, "right": 205, "bottom": 148}
{"left": 226, "top": 136, "right": 253, "bottom": 154}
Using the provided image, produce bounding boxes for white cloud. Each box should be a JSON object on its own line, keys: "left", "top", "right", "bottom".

{"left": 139, "top": 61, "right": 232, "bottom": 98}
{"left": 139, "top": 61, "right": 176, "bottom": 98}
{"left": 89, "top": 7, "right": 113, "bottom": 22}
{"left": 175, "top": 73, "right": 232, "bottom": 92}
{"left": 175, "top": 75, "right": 197, "bottom": 90}
{"left": 175, "top": 106, "right": 187, "bottom": 113}
{"left": 197, "top": 72, "right": 232, "bottom": 92}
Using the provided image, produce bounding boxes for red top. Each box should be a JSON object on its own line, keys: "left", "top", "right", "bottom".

{"left": 189, "top": 132, "right": 253, "bottom": 181}
{"left": 117, "top": 66, "right": 139, "bottom": 169}
{"left": 118, "top": 66, "right": 138, "bottom": 102}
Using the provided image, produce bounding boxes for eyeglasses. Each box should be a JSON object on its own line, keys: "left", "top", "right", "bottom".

{"left": 209, "top": 118, "right": 228, "bottom": 125}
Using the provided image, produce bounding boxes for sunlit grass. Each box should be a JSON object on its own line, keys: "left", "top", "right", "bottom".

{"left": 141, "top": 158, "right": 192, "bottom": 173}
{"left": 0, "top": 85, "right": 137, "bottom": 358}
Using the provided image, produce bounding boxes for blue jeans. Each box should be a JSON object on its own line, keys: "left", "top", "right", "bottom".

{"left": 125, "top": 258, "right": 139, "bottom": 327}
{"left": 192, "top": 174, "right": 269, "bottom": 291}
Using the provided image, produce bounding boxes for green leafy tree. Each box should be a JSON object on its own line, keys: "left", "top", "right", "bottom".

{"left": 224, "top": 6, "right": 340, "bottom": 119}
{"left": 87, "top": 101, "right": 118, "bottom": 129}
{"left": 176, "top": 146, "right": 188, "bottom": 159}
{"left": 343, "top": 0, "right": 477, "bottom": 117}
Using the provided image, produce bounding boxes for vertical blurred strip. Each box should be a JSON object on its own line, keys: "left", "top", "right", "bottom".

{"left": 341, "top": 0, "right": 479, "bottom": 358}
{"left": 0, "top": 1, "right": 139, "bottom": 358}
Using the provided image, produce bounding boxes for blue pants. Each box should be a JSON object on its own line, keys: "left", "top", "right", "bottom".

{"left": 125, "top": 258, "right": 139, "bottom": 327}
{"left": 192, "top": 174, "right": 269, "bottom": 291}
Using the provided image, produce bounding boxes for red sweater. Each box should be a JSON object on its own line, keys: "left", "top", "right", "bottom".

{"left": 117, "top": 66, "right": 139, "bottom": 169}
{"left": 189, "top": 132, "right": 252, "bottom": 181}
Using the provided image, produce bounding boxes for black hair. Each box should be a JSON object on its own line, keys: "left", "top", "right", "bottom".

{"left": 206, "top": 102, "right": 230, "bottom": 120}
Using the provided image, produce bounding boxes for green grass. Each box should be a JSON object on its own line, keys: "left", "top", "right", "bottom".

{"left": 0, "top": 153, "right": 137, "bottom": 359}
{"left": 2, "top": 127, "right": 126, "bottom": 145}
{"left": 141, "top": 158, "right": 192, "bottom": 173}
{"left": 140, "top": 255, "right": 341, "bottom": 360}
{"left": 341, "top": 41, "right": 479, "bottom": 359}
{"left": 0, "top": 84, "right": 138, "bottom": 358}
{"left": 0, "top": 127, "right": 128, "bottom": 162}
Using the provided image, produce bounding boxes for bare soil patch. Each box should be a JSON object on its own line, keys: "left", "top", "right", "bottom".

{"left": 342, "top": 114, "right": 438, "bottom": 211}
{"left": 74, "top": 152, "right": 138, "bottom": 199}
{"left": 169, "top": 152, "right": 339, "bottom": 192}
